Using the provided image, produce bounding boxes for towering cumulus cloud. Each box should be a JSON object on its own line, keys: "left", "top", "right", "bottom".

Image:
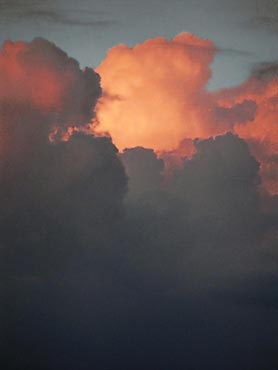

{"left": 0, "top": 38, "right": 127, "bottom": 275}
{"left": 0, "top": 38, "right": 101, "bottom": 141}
{"left": 94, "top": 32, "right": 277, "bottom": 194}
{"left": 1, "top": 36, "right": 278, "bottom": 370}
{"left": 94, "top": 33, "right": 219, "bottom": 151}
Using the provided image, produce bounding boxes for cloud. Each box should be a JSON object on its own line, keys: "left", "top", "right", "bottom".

{"left": 119, "top": 133, "right": 266, "bottom": 285}
{"left": 251, "top": 61, "right": 278, "bottom": 80}
{"left": 1, "top": 131, "right": 127, "bottom": 278}
{"left": 120, "top": 147, "right": 164, "bottom": 200}
{"left": 213, "top": 99, "right": 257, "bottom": 126}
{"left": 247, "top": 15, "right": 278, "bottom": 33}
{"left": 0, "top": 38, "right": 131, "bottom": 370}
{"left": 243, "top": 0, "right": 278, "bottom": 33}
{"left": 217, "top": 46, "right": 253, "bottom": 57}
{"left": 164, "top": 133, "right": 262, "bottom": 279}
{"left": 114, "top": 132, "right": 278, "bottom": 370}
{"left": 94, "top": 33, "right": 220, "bottom": 151}
{"left": 0, "top": 0, "right": 117, "bottom": 28}
{"left": 94, "top": 33, "right": 278, "bottom": 194}
{"left": 214, "top": 61, "right": 278, "bottom": 194}
{"left": 1, "top": 36, "right": 278, "bottom": 370}
{"left": 0, "top": 37, "right": 101, "bottom": 140}
{"left": 94, "top": 33, "right": 259, "bottom": 153}
{"left": 0, "top": 38, "right": 127, "bottom": 278}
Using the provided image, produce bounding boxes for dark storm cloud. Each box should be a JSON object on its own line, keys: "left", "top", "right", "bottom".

{"left": 1, "top": 38, "right": 278, "bottom": 370}
{"left": 0, "top": 38, "right": 127, "bottom": 279}
{"left": 0, "top": 0, "right": 117, "bottom": 28}
{"left": 120, "top": 134, "right": 263, "bottom": 281}
{"left": 171, "top": 133, "right": 260, "bottom": 229}
{"left": 120, "top": 147, "right": 164, "bottom": 200}
{"left": 115, "top": 132, "right": 278, "bottom": 370}
{"left": 1, "top": 132, "right": 127, "bottom": 277}
{"left": 3, "top": 127, "right": 278, "bottom": 370}
{"left": 0, "top": 38, "right": 131, "bottom": 370}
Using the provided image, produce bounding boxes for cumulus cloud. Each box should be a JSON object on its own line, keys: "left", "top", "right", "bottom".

{"left": 94, "top": 33, "right": 278, "bottom": 194}
{"left": 0, "top": 38, "right": 101, "bottom": 139}
{"left": 0, "top": 37, "right": 127, "bottom": 284}
{"left": 124, "top": 134, "right": 262, "bottom": 277}
{"left": 120, "top": 147, "right": 164, "bottom": 200}
{"left": 94, "top": 33, "right": 220, "bottom": 151}
{"left": 114, "top": 132, "right": 277, "bottom": 370}
{"left": 172, "top": 133, "right": 260, "bottom": 224}
{"left": 214, "top": 61, "right": 278, "bottom": 194}
{"left": 1, "top": 132, "right": 127, "bottom": 279}
{"left": 1, "top": 36, "right": 278, "bottom": 370}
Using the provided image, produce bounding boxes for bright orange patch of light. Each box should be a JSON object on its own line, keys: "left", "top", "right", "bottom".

{"left": 93, "top": 33, "right": 278, "bottom": 194}
{"left": 94, "top": 33, "right": 220, "bottom": 152}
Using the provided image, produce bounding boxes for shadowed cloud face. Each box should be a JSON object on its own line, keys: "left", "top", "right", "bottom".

{"left": 1, "top": 37, "right": 278, "bottom": 370}
{"left": 0, "top": 38, "right": 126, "bottom": 278}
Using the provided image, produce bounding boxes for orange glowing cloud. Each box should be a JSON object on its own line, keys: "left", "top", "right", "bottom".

{"left": 0, "top": 38, "right": 101, "bottom": 136}
{"left": 214, "top": 64, "right": 278, "bottom": 194}
{"left": 94, "top": 33, "right": 221, "bottom": 151}
{"left": 0, "top": 41, "right": 62, "bottom": 109}
{"left": 94, "top": 33, "right": 278, "bottom": 194}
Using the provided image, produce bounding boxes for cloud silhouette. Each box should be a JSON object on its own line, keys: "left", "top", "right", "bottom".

{"left": 1, "top": 37, "right": 278, "bottom": 370}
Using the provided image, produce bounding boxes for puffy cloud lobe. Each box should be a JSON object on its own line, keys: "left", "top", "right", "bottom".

{"left": 94, "top": 33, "right": 222, "bottom": 151}
{"left": 1, "top": 131, "right": 127, "bottom": 276}
{"left": 0, "top": 38, "right": 101, "bottom": 138}
{"left": 94, "top": 32, "right": 261, "bottom": 150}
{"left": 115, "top": 133, "right": 278, "bottom": 370}
{"left": 172, "top": 133, "right": 260, "bottom": 231}
{"left": 120, "top": 147, "right": 164, "bottom": 200}
{"left": 95, "top": 33, "right": 278, "bottom": 194}
{"left": 120, "top": 133, "right": 264, "bottom": 284}
{"left": 214, "top": 62, "right": 278, "bottom": 194}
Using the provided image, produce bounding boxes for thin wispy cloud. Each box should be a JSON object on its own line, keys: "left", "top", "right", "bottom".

{"left": 0, "top": 0, "right": 118, "bottom": 27}
{"left": 245, "top": 0, "right": 278, "bottom": 33}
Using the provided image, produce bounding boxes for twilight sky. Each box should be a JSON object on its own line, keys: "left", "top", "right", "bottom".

{"left": 1, "top": 2, "right": 278, "bottom": 370}
{"left": 1, "top": 0, "right": 278, "bottom": 88}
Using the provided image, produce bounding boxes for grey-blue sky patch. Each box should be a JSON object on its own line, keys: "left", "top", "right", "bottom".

{"left": 0, "top": 0, "right": 118, "bottom": 28}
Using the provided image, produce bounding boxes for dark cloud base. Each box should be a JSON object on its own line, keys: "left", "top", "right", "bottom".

{"left": 0, "top": 39, "right": 278, "bottom": 370}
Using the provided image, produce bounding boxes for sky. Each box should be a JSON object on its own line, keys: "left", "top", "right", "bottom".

{"left": 1, "top": 1, "right": 278, "bottom": 370}
{"left": 1, "top": 0, "right": 278, "bottom": 88}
